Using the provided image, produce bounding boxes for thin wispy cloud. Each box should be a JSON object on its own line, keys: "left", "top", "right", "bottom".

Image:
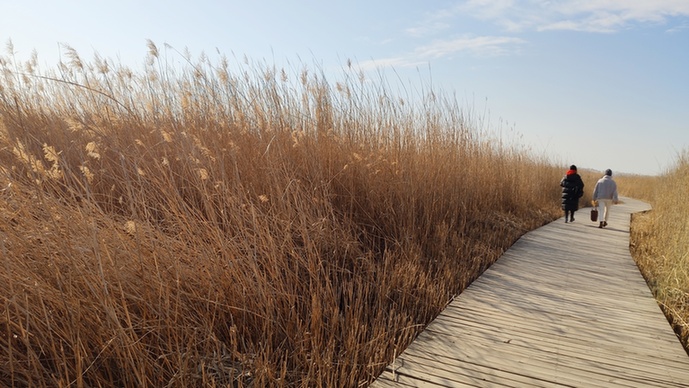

{"left": 666, "top": 23, "right": 689, "bottom": 33}
{"left": 360, "top": 1, "right": 687, "bottom": 71}
{"left": 358, "top": 34, "right": 525, "bottom": 71}
{"left": 405, "top": 22, "right": 452, "bottom": 38}
{"left": 357, "top": 56, "right": 428, "bottom": 72}
{"left": 454, "top": 0, "right": 689, "bottom": 33}
{"left": 415, "top": 35, "right": 526, "bottom": 58}
{"left": 538, "top": 13, "right": 626, "bottom": 33}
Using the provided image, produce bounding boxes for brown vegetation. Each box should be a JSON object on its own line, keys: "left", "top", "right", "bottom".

{"left": 625, "top": 156, "right": 689, "bottom": 355}
{"left": 0, "top": 42, "right": 564, "bottom": 387}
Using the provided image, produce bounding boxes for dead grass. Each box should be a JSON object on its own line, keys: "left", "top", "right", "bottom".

{"left": 0, "top": 41, "right": 581, "bottom": 387}
{"left": 624, "top": 155, "right": 689, "bottom": 355}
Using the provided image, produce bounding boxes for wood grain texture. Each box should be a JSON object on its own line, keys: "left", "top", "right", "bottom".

{"left": 372, "top": 198, "right": 689, "bottom": 387}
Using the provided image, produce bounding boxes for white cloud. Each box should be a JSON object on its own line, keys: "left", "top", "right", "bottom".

{"left": 455, "top": 0, "right": 542, "bottom": 32}
{"left": 538, "top": 12, "right": 627, "bottom": 33}
{"left": 666, "top": 23, "right": 689, "bottom": 33}
{"left": 460, "top": 0, "right": 517, "bottom": 20}
{"left": 451, "top": 0, "right": 689, "bottom": 33}
{"left": 405, "top": 22, "right": 452, "bottom": 38}
{"left": 360, "top": 1, "right": 687, "bottom": 71}
{"left": 357, "top": 57, "right": 428, "bottom": 71}
{"left": 357, "top": 34, "right": 525, "bottom": 71}
{"left": 415, "top": 35, "right": 526, "bottom": 58}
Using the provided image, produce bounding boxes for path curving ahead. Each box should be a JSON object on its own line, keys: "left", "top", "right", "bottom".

{"left": 372, "top": 197, "right": 689, "bottom": 387}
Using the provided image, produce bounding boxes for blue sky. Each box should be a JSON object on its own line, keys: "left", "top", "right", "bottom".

{"left": 2, "top": 1, "right": 688, "bottom": 175}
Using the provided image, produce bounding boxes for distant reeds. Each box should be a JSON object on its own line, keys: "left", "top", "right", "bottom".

{"left": 626, "top": 153, "right": 689, "bottom": 355}
{"left": 0, "top": 40, "right": 586, "bottom": 386}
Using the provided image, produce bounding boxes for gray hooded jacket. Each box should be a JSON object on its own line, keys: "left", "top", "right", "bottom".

{"left": 592, "top": 175, "right": 618, "bottom": 201}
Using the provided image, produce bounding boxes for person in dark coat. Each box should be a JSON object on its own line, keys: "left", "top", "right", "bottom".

{"left": 560, "top": 165, "right": 584, "bottom": 223}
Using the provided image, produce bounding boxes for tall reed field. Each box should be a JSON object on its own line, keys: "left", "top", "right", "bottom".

{"left": 623, "top": 155, "right": 689, "bottom": 355}
{"left": 1, "top": 41, "right": 568, "bottom": 387}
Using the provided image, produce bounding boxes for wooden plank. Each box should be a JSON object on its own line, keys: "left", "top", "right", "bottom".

{"left": 371, "top": 198, "right": 689, "bottom": 387}
{"left": 386, "top": 341, "right": 678, "bottom": 388}
{"left": 416, "top": 325, "right": 687, "bottom": 383}
{"left": 423, "top": 316, "right": 688, "bottom": 370}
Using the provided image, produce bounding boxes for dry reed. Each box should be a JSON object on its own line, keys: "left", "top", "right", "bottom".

{"left": 1, "top": 41, "right": 574, "bottom": 387}
{"left": 625, "top": 154, "right": 689, "bottom": 355}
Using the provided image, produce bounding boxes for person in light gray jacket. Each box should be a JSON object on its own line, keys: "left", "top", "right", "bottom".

{"left": 592, "top": 169, "right": 619, "bottom": 228}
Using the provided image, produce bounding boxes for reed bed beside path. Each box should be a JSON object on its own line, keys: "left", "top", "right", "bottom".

{"left": 2, "top": 42, "right": 565, "bottom": 386}
{"left": 625, "top": 154, "right": 689, "bottom": 356}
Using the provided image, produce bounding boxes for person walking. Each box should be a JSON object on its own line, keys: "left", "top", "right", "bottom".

{"left": 560, "top": 165, "right": 585, "bottom": 223}
{"left": 592, "top": 169, "right": 619, "bottom": 228}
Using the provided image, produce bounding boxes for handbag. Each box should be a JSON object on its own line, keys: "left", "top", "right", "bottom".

{"left": 590, "top": 207, "right": 599, "bottom": 222}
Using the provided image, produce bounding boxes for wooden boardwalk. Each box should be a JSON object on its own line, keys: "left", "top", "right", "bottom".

{"left": 372, "top": 197, "right": 689, "bottom": 387}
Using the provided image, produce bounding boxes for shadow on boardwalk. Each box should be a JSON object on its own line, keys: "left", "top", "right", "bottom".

{"left": 372, "top": 197, "right": 689, "bottom": 387}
